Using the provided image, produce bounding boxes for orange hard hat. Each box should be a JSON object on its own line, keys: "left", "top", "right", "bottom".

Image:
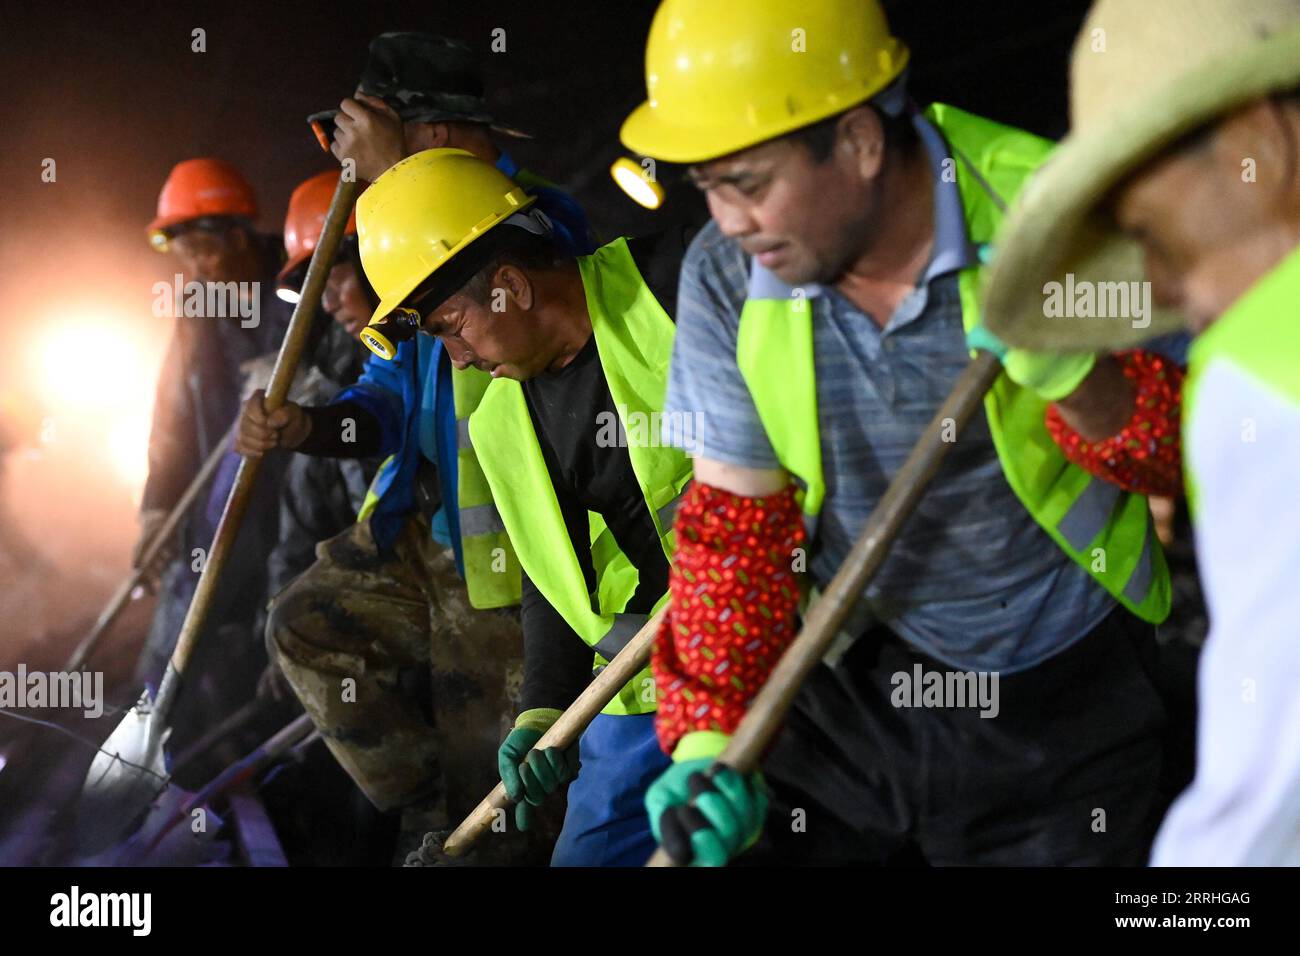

{"left": 278, "top": 171, "right": 358, "bottom": 286}
{"left": 147, "top": 158, "right": 258, "bottom": 248}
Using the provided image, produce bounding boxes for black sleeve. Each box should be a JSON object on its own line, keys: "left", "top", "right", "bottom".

{"left": 295, "top": 400, "right": 384, "bottom": 458}
{"left": 520, "top": 571, "right": 596, "bottom": 713}
{"left": 141, "top": 325, "right": 200, "bottom": 513}
{"left": 518, "top": 484, "right": 597, "bottom": 713}
{"left": 612, "top": 520, "right": 670, "bottom": 616}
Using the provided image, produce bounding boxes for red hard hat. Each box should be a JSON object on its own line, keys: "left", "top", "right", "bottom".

{"left": 147, "top": 158, "right": 258, "bottom": 243}
{"left": 278, "top": 171, "right": 358, "bottom": 285}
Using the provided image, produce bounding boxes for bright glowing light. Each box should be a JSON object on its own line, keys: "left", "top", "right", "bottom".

{"left": 32, "top": 319, "right": 158, "bottom": 493}
{"left": 610, "top": 157, "right": 665, "bottom": 210}
{"left": 277, "top": 286, "right": 301, "bottom": 304}
{"left": 39, "top": 325, "right": 147, "bottom": 410}
{"left": 109, "top": 414, "right": 152, "bottom": 487}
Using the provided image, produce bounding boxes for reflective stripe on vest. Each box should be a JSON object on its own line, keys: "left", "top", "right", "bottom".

{"left": 469, "top": 237, "right": 691, "bottom": 716}
{"left": 594, "top": 613, "right": 648, "bottom": 663}
{"left": 453, "top": 365, "right": 523, "bottom": 608}
{"left": 735, "top": 103, "right": 1169, "bottom": 625}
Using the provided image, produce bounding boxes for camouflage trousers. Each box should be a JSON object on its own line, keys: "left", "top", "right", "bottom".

{"left": 266, "top": 514, "right": 523, "bottom": 820}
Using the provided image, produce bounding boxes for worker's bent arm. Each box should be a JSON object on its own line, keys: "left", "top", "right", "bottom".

{"left": 691, "top": 455, "right": 789, "bottom": 498}
{"left": 1053, "top": 355, "right": 1137, "bottom": 442}
{"left": 141, "top": 326, "right": 200, "bottom": 513}
{"left": 652, "top": 459, "right": 805, "bottom": 758}
{"left": 1048, "top": 350, "right": 1185, "bottom": 497}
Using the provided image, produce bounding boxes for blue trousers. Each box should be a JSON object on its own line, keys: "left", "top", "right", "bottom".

{"left": 551, "top": 712, "right": 671, "bottom": 867}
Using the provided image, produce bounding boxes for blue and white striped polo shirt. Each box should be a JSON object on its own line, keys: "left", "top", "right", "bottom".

{"left": 661, "top": 113, "right": 1116, "bottom": 674}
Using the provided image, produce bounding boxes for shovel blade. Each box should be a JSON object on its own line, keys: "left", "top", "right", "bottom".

{"left": 74, "top": 691, "right": 171, "bottom": 856}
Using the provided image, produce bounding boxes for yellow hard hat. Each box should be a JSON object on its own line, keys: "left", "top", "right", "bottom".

{"left": 357, "top": 148, "right": 538, "bottom": 338}
{"left": 621, "top": 0, "right": 909, "bottom": 164}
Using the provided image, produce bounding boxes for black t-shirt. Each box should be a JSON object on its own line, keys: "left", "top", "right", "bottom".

{"left": 517, "top": 233, "right": 693, "bottom": 712}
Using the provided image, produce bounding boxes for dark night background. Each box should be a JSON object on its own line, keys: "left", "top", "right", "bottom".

{"left": 0, "top": 0, "right": 1093, "bottom": 667}
{"left": 2, "top": 0, "right": 1094, "bottom": 261}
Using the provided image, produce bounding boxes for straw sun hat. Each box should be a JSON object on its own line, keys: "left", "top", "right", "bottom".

{"left": 982, "top": 0, "right": 1300, "bottom": 351}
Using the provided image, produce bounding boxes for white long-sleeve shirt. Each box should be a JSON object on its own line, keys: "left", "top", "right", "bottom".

{"left": 1151, "top": 359, "right": 1300, "bottom": 865}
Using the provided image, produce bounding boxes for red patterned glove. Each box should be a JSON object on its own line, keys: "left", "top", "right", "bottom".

{"left": 1045, "top": 349, "right": 1184, "bottom": 497}
{"left": 653, "top": 481, "right": 805, "bottom": 756}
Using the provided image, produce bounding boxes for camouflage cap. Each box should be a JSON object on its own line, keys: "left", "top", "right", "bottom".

{"left": 307, "top": 32, "right": 530, "bottom": 142}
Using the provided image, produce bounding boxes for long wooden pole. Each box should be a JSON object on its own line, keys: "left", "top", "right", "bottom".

{"left": 646, "top": 351, "right": 1003, "bottom": 866}
{"left": 149, "top": 178, "right": 360, "bottom": 730}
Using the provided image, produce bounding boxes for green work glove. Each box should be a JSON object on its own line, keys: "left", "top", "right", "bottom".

{"left": 645, "top": 732, "right": 768, "bottom": 867}
{"left": 497, "top": 709, "right": 580, "bottom": 831}
{"left": 966, "top": 324, "right": 1097, "bottom": 402}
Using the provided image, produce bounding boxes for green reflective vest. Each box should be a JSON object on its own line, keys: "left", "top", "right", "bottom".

{"left": 735, "top": 103, "right": 1170, "bottom": 624}
{"left": 453, "top": 366, "right": 523, "bottom": 608}
{"left": 469, "top": 238, "right": 692, "bottom": 715}
{"left": 1184, "top": 244, "right": 1300, "bottom": 513}
{"left": 355, "top": 368, "right": 523, "bottom": 610}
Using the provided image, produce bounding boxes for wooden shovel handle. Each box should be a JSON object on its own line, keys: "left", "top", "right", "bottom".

{"left": 153, "top": 177, "right": 360, "bottom": 724}
{"left": 440, "top": 606, "right": 666, "bottom": 858}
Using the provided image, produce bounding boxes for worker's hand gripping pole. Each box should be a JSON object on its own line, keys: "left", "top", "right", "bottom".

{"left": 439, "top": 607, "right": 667, "bottom": 858}
{"left": 646, "top": 351, "right": 1004, "bottom": 867}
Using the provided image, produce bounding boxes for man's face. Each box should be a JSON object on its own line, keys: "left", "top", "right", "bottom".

{"left": 422, "top": 272, "right": 553, "bottom": 381}
{"left": 169, "top": 225, "right": 249, "bottom": 284}
{"left": 689, "top": 112, "right": 887, "bottom": 286}
{"left": 322, "top": 260, "right": 371, "bottom": 339}
{"left": 1112, "top": 101, "right": 1300, "bottom": 334}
